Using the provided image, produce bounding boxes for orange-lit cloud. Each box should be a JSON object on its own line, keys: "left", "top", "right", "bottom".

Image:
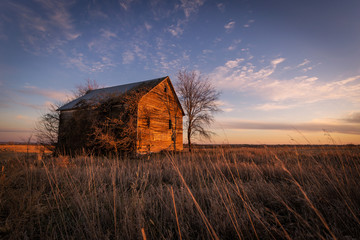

{"left": 214, "top": 119, "right": 360, "bottom": 135}
{"left": 211, "top": 58, "right": 360, "bottom": 107}
{"left": 18, "top": 85, "right": 70, "bottom": 101}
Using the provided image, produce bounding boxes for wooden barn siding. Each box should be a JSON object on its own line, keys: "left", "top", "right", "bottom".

{"left": 137, "top": 79, "right": 183, "bottom": 153}
{"left": 58, "top": 110, "right": 74, "bottom": 145}
{"left": 58, "top": 109, "right": 93, "bottom": 154}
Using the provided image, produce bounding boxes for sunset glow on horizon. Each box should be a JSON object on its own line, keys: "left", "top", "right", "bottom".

{"left": 0, "top": 0, "right": 359, "bottom": 144}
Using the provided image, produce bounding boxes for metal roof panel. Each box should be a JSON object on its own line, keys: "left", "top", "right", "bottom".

{"left": 58, "top": 77, "right": 166, "bottom": 111}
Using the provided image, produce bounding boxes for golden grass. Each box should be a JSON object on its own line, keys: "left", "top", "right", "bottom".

{"left": 0, "top": 144, "right": 52, "bottom": 154}
{"left": 0, "top": 145, "right": 359, "bottom": 239}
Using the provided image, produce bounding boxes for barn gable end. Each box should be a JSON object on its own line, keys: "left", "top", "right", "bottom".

{"left": 137, "top": 77, "right": 183, "bottom": 153}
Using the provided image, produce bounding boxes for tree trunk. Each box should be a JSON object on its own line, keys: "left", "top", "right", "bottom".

{"left": 187, "top": 127, "right": 191, "bottom": 152}
{"left": 173, "top": 115, "right": 177, "bottom": 152}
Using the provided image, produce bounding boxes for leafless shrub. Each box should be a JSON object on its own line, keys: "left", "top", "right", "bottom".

{"left": 34, "top": 103, "right": 61, "bottom": 151}
{"left": 87, "top": 90, "right": 146, "bottom": 155}
{"left": 73, "top": 78, "right": 101, "bottom": 98}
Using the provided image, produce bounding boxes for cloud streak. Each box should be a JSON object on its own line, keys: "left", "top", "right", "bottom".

{"left": 100, "top": 29, "right": 117, "bottom": 39}
{"left": 254, "top": 103, "right": 294, "bottom": 111}
{"left": 297, "top": 59, "right": 310, "bottom": 68}
{"left": 18, "top": 85, "right": 69, "bottom": 101}
{"left": 343, "top": 111, "right": 360, "bottom": 123}
{"left": 217, "top": 119, "right": 360, "bottom": 135}
{"left": 224, "top": 21, "right": 235, "bottom": 31}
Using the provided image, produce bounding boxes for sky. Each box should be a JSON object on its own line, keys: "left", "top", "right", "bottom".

{"left": 0, "top": 0, "right": 359, "bottom": 144}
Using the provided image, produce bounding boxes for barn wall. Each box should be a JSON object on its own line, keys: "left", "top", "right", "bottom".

{"left": 57, "top": 109, "right": 93, "bottom": 155}
{"left": 58, "top": 110, "right": 74, "bottom": 150}
{"left": 137, "top": 79, "right": 183, "bottom": 153}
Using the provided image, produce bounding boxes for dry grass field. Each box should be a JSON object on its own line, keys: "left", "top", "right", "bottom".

{"left": 0, "top": 145, "right": 359, "bottom": 239}
{"left": 0, "top": 144, "right": 52, "bottom": 154}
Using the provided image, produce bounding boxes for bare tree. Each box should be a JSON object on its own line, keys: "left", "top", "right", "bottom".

{"left": 73, "top": 78, "right": 100, "bottom": 98}
{"left": 34, "top": 103, "right": 62, "bottom": 151}
{"left": 176, "top": 70, "right": 221, "bottom": 152}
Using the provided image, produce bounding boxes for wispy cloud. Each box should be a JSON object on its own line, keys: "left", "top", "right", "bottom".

{"left": 295, "top": 59, "right": 319, "bottom": 72}
{"left": 217, "top": 3, "right": 225, "bottom": 12}
{"left": 224, "top": 21, "right": 235, "bottom": 33}
{"left": 67, "top": 52, "right": 116, "bottom": 72}
{"left": 215, "top": 100, "right": 234, "bottom": 112}
{"left": 224, "top": 21, "right": 235, "bottom": 32}
{"left": 86, "top": 28, "right": 119, "bottom": 56}
{"left": 179, "top": 0, "right": 205, "bottom": 18}
{"left": 224, "top": 21, "right": 235, "bottom": 29}
{"left": 228, "top": 39, "right": 241, "bottom": 51}
{"left": 7, "top": 0, "right": 80, "bottom": 54}
{"left": 67, "top": 52, "right": 88, "bottom": 72}
{"left": 254, "top": 103, "right": 293, "bottom": 111}
{"left": 225, "top": 58, "right": 244, "bottom": 68}
{"left": 297, "top": 59, "right": 310, "bottom": 68}
{"left": 150, "top": 43, "right": 190, "bottom": 74}
{"left": 13, "top": 100, "right": 57, "bottom": 111}
{"left": 243, "top": 19, "right": 254, "bottom": 28}
{"left": 87, "top": 8, "right": 109, "bottom": 19}
{"left": 211, "top": 57, "right": 360, "bottom": 108}
{"left": 212, "top": 58, "right": 283, "bottom": 89}
{"left": 342, "top": 111, "right": 360, "bottom": 123}
{"left": 217, "top": 119, "right": 360, "bottom": 135}
{"left": 164, "top": 0, "right": 204, "bottom": 38}
{"left": 168, "top": 21, "right": 184, "bottom": 37}
{"left": 144, "top": 22, "right": 152, "bottom": 31}
{"left": 119, "top": 0, "right": 135, "bottom": 11}
{"left": 134, "top": 45, "right": 147, "bottom": 60}
{"left": 271, "top": 58, "right": 285, "bottom": 66}
{"left": 202, "top": 49, "right": 213, "bottom": 54}
{"left": 302, "top": 66, "right": 313, "bottom": 72}
{"left": 122, "top": 50, "right": 135, "bottom": 64}
{"left": 18, "top": 85, "right": 69, "bottom": 101}
{"left": 100, "top": 29, "right": 117, "bottom": 39}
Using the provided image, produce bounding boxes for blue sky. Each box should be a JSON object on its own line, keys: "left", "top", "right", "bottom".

{"left": 0, "top": 0, "right": 359, "bottom": 144}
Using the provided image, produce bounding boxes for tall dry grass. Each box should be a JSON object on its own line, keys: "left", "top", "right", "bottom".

{"left": 0, "top": 146, "right": 359, "bottom": 239}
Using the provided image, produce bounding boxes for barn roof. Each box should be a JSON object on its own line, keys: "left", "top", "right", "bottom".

{"left": 58, "top": 77, "right": 167, "bottom": 111}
